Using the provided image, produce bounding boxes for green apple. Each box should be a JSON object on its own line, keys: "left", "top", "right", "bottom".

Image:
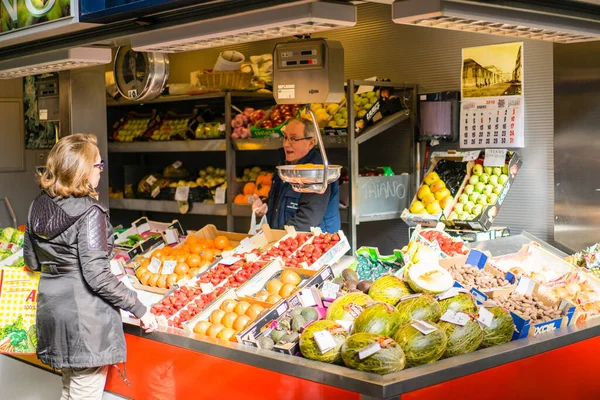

{"left": 475, "top": 182, "right": 486, "bottom": 193}
{"left": 489, "top": 193, "right": 499, "bottom": 204}
{"left": 454, "top": 203, "right": 465, "bottom": 213}
{"left": 469, "top": 192, "right": 480, "bottom": 203}
{"left": 488, "top": 175, "right": 499, "bottom": 185}
{"left": 502, "top": 164, "right": 509, "bottom": 175}
{"left": 459, "top": 194, "right": 469, "bottom": 204}
{"left": 469, "top": 175, "right": 479, "bottom": 185}
{"left": 484, "top": 167, "right": 493, "bottom": 175}
{"left": 483, "top": 185, "right": 494, "bottom": 196}
{"left": 473, "top": 204, "right": 483, "bottom": 216}
{"left": 448, "top": 211, "right": 458, "bottom": 221}
{"left": 472, "top": 164, "right": 483, "bottom": 176}
{"left": 464, "top": 185, "right": 474, "bottom": 195}
{"left": 493, "top": 167, "right": 502, "bottom": 177}
{"left": 476, "top": 194, "right": 488, "bottom": 206}
{"left": 464, "top": 201, "right": 475, "bottom": 213}
{"left": 493, "top": 184, "right": 503, "bottom": 195}
{"left": 499, "top": 174, "right": 509, "bottom": 185}
{"left": 459, "top": 211, "right": 471, "bottom": 221}
{"left": 480, "top": 173, "right": 490, "bottom": 184}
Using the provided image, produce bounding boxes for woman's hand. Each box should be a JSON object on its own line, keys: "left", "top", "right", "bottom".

{"left": 252, "top": 198, "right": 268, "bottom": 217}
{"left": 140, "top": 311, "right": 158, "bottom": 333}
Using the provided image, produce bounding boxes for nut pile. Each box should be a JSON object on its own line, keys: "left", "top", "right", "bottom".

{"left": 449, "top": 264, "right": 511, "bottom": 290}
{"left": 494, "top": 293, "right": 562, "bottom": 324}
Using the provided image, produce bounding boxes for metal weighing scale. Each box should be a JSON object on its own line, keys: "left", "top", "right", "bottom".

{"left": 272, "top": 38, "right": 344, "bottom": 194}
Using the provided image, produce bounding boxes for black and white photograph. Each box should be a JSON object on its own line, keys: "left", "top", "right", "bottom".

{"left": 462, "top": 42, "right": 523, "bottom": 98}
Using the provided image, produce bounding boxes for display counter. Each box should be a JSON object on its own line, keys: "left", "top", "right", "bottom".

{"left": 105, "top": 317, "right": 600, "bottom": 399}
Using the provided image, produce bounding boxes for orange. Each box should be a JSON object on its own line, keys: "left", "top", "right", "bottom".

{"left": 190, "top": 244, "right": 202, "bottom": 255}
{"left": 186, "top": 236, "right": 198, "bottom": 246}
{"left": 245, "top": 304, "right": 264, "bottom": 321}
{"left": 202, "top": 239, "right": 215, "bottom": 249}
{"left": 267, "top": 279, "right": 284, "bottom": 295}
{"left": 222, "top": 312, "right": 238, "bottom": 329}
{"left": 280, "top": 270, "right": 301, "bottom": 286}
{"left": 243, "top": 182, "right": 256, "bottom": 196}
{"left": 151, "top": 249, "right": 163, "bottom": 259}
{"left": 201, "top": 249, "right": 214, "bottom": 262}
{"left": 140, "top": 271, "right": 152, "bottom": 285}
{"left": 207, "top": 323, "right": 225, "bottom": 338}
{"left": 187, "top": 267, "right": 200, "bottom": 278}
{"left": 161, "top": 246, "right": 173, "bottom": 256}
{"left": 234, "top": 301, "right": 251, "bottom": 316}
{"left": 278, "top": 283, "right": 296, "bottom": 298}
{"left": 193, "top": 320, "right": 212, "bottom": 335}
{"left": 166, "top": 273, "right": 179, "bottom": 288}
{"left": 210, "top": 309, "right": 226, "bottom": 324}
{"left": 233, "top": 315, "right": 251, "bottom": 332}
{"left": 175, "top": 253, "right": 188, "bottom": 264}
{"left": 266, "top": 294, "right": 282, "bottom": 304}
{"left": 175, "top": 262, "right": 190, "bottom": 276}
{"left": 214, "top": 236, "right": 230, "bottom": 250}
{"left": 221, "top": 299, "right": 238, "bottom": 313}
{"left": 187, "top": 254, "right": 201, "bottom": 268}
{"left": 140, "top": 258, "right": 151, "bottom": 269}
{"left": 217, "top": 328, "right": 237, "bottom": 342}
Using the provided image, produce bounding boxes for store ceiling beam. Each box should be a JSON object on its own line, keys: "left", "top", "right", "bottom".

{"left": 0, "top": 0, "right": 300, "bottom": 62}
{"left": 392, "top": 0, "right": 600, "bottom": 43}
{"left": 129, "top": 1, "right": 357, "bottom": 53}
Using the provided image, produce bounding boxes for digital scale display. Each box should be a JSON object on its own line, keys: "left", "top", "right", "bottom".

{"left": 277, "top": 46, "right": 322, "bottom": 69}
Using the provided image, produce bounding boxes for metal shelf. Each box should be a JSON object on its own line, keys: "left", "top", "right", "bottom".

{"left": 356, "top": 109, "right": 410, "bottom": 145}
{"left": 233, "top": 135, "right": 347, "bottom": 151}
{"left": 109, "top": 198, "right": 228, "bottom": 216}
{"left": 108, "top": 140, "right": 226, "bottom": 153}
{"left": 106, "top": 91, "right": 273, "bottom": 107}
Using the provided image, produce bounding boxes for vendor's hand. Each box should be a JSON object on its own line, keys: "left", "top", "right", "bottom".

{"left": 140, "top": 311, "right": 158, "bottom": 333}
{"left": 252, "top": 198, "right": 268, "bottom": 217}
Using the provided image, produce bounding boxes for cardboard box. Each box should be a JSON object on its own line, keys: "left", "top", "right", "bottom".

{"left": 445, "top": 151, "right": 522, "bottom": 231}
{"left": 401, "top": 152, "right": 473, "bottom": 227}
{"left": 188, "top": 224, "right": 251, "bottom": 251}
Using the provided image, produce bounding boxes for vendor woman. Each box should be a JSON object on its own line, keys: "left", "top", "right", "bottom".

{"left": 252, "top": 118, "right": 340, "bottom": 232}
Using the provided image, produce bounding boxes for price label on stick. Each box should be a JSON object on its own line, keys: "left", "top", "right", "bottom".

{"left": 441, "top": 310, "right": 470, "bottom": 326}
{"left": 299, "top": 289, "right": 318, "bottom": 307}
{"left": 151, "top": 186, "right": 160, "bottom": 198}
{"left": 215, "top": 187, "right": 226, "bottom": 204}
{"left": 313, "top": 330, "right": 336, "bottom": 354}
{"left": 147, "top": 257, "right": 161, "bottom": 274}
{"left": 477, "top": 306, "right": 494, "bottom": 328}
{"left": 462, "top": 150, "right": 480, "bottom": 162}
{"left": 484, "top": 149, "right": 507, "bottom": 167}
{"left": 146, "top": 175, "right": 157, "bottom": 186}
{"left": 200, "top": 282, "right": 215, "bottom": 294}
{"left": 172, "top": 161, "right": 183, "bottom": 169}
{"left": 411, "top": 320, "right": 438, "bottom": 335}
{"left": 321, "top": 281, "right": 340, "bottom": 300}
{"left": 358, "top": 342, "right": 381, "bottom": 360}
{"left": 175, "top": 186, "right": 190, "bottom": 201}
{"left": 515, "top": 276, "right": 536, "bottom": 295}
{"left": 162, "top": 260, "right": 177, "bottom": 275}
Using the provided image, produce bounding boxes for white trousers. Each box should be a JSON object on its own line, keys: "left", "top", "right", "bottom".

{"left": 60, "top": 366, "right": 109, "bottom": 400}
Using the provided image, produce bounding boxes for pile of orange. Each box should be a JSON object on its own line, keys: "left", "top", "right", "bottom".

{"left": 233, "top": 172, "right": 273, "bottom": 204}
{"left": 135, "top": 235, "right": 233, "bottom": 289}
{"left": 193, "top": 299, "right": 265, "bottom": 341}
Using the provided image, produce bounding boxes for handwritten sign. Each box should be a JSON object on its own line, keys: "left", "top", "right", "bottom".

{"left": 358, "top": 175, "right": 409, "bottom": 219}
{"left": 484, "top": 149, "right": 508, "bottom": 167}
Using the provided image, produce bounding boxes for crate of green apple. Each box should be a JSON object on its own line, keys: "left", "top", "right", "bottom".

{"left": 446, "top": 152, "right": 521, "bottom": 231}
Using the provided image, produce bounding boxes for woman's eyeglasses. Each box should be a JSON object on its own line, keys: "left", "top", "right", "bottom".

{"left": 94, "top": 160, "right": 106, "bottom": 171}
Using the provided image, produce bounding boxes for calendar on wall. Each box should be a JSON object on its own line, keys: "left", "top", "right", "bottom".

{"left": 460, "top": 42, "right": 524, "bottom": 149}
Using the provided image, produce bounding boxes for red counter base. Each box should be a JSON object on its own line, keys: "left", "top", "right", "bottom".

{"left": 106, "top": 333, "right": 600, "bottom": 400}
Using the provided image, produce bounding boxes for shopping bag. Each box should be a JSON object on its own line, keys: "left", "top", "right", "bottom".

{"left": 249, "top": 209, "right": 267, "bottom": 235}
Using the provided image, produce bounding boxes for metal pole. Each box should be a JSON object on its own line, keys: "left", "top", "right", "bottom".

{"left": 225, "top": 92, "right": 234, "bottom": 231}
{"left": 307, "top": 105, "right": 329, "bottom": 195}
{"left": 347, "top": 80, "right": 358, "bottom": 253}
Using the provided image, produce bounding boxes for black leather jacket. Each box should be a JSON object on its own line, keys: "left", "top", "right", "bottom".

{"left": 24, "top": 193, "right": 145, "bottom": 369}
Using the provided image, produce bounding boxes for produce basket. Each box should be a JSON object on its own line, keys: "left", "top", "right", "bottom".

{"left": 197, "top": 71, "right": 253, "bottom": 90}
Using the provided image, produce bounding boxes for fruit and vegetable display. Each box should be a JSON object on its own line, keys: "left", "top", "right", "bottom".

{"left": 150, "top": 117, "right": 190, "bottom": 141}
{"left": 300, "top": 101, "right": 348, "bottom": 129}
{"left": 493, "top": 292, "right": 562, "bottom": 324}
{"left": 566, "top": 242, "right": 600, "bottom": 271}
{"left": 0, "top": 316, "right": 35, "bottom": 354}
{"left": 409, "top": 167, "right": 462, "bottom": 216}
{"left": 448, "top": 163, "right": 511, "bottom": 222}
{"left": 257, "top": 104, "right": 301, "bottom": 130}
{"left": 233, "top": 167, "right": 273, "bottom": 204}
{"left": 0, "top": 227, "right": 24, "bottom": 262}
{"left": 249, "top": 270, "right": 303, "bottom": 304}
{"left": 192, "top": 299, "right": 267, "bottom": 341}
{"left": 352, "top": 247, "right": 404, "bottom": 282}
{"left": 231, "top": 108, "right": 266, "bottom": 139}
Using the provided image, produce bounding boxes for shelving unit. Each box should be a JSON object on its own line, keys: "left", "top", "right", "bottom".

{"left": 106, "top": 83, "right": 417, "bottom": 251}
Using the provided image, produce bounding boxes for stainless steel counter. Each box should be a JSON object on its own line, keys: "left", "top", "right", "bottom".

{"left": 124, "top": 316, "right": 600, "bottom": 399}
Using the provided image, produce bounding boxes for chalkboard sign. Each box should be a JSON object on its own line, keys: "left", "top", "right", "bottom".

{"left": 358, "top": 175, "right": 409, "bottom": 220}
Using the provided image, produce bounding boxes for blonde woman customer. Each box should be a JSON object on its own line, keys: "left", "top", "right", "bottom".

{"left": 23, "top": 134, "right": 157, "bottom": 400}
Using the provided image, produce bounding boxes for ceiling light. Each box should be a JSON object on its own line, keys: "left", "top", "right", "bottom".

{"left": 0, "top": 47, "right": 111, "bottom": 79}
{"left": 131, "top": 2, "right": 356, "bottom": 53}
{"left": 392, "top": 0, "right": 600, "bottom": 43}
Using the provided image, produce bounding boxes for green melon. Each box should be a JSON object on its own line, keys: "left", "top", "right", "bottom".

{"left": 393, "top": 321, "right": 447, "bottom": 367}
{"left": 325, "top": 292, "right": 373, "bottom": 321}
{"left": 299, "top": 320, "right": 348, "bottom": 364}
{"left": 439, "top": 318, "right": 483, "bottom": 358}
{"left": 396, "top": 295, "right": 442, "bottom": 326}
{"left": 341, "top": 333, "right": 406, "bottom": 375}
{"left": 438, "top": 292, "right": 477, "bottom": 315}
{"left": 368, "top": 275, "right": 412, "bottom": 306}
{"left": 479, "top": 306, "right": 515, "bottom": 348}
{"left": 352, "top": 303, "right": 403, "bottom": 337}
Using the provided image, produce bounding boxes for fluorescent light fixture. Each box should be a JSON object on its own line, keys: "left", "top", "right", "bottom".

{"left": 131, "top": 2, "right": 356, "bottom": 53}
{"left": 0, "top": 47, "right": 111, "bottom": 79}
{"left": 392, "top": 0, "right": 600, "bottom": 43}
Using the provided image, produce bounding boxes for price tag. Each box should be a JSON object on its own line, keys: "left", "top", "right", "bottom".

{"left": 440, "top": 310, "right": 470, "bottom": 326}
{"left": 214, "top": 187, "right": 226, "bottom": 204}
{"left": 39, "top": 109, "right": 48, "bottom": 120}
{"left": 313, "top": 330, "right": 336, "bottom": 354}
{"left": 175, "top": 186, "right": 190, "bottom": 201}
{"left": 172, "top": 160, "right": 183, "bottom": 169}
{"left": 218, "top": 123, "right": 226, "bottom": 132}
{"left": 484, "top": 149, "right": 507, "bottom": 167}
{"left": 358, "top": 342, "right": 381, "bottom": 360}
{"left": 162, "top": 260, "right": 177, "bottom": 275}
{"left": 437, "top": 287, "right": 460, "bottom": 301}
{"left": 200, "top": 282, "right": 215, "bottom": 293}
{"left": 146, "top": 175, "right": 157, "bottom": 186}
{"left": 220, "top": 256, "right": 241, "bottom": 266}
{"left": 299, "top": 289, "right": 318, "bottom": 307}
{"left": 151, "top": 186, "right": 160, "bottom": 198}
{"left": 347, "top": 304, "right": 364, "bottom": 319}
{"left": 276, "top": 303, "right": 288, "bottom": 315}
{"left": 477, "top": 306, "right": 494, "bottom": 328}
{"left": 411, "top": 320, "right": 438, "bottom": 335}
{"left": 462, "top": 150, "right": 480, "bottom": 162}
{"left": 321, "top": 281, "right": 340, "bottom": 300}
{"left": 147, "top": 257, "right": 161, "bottom": 274}
{"left": 320, "top": 268, "right": 332, "bottom": 281}
{"left": 299, "top": 262, "right": 310, "bottom": 269}
{"left": 515, "top": 276, "right": 536, "bottom": 295}
{"left": 156, "top": 315, "right": 168, "bottom": 326}
{"left": 164, "top": 229, "right": 179, "bottom": 245}
{"left": 335, "top": 320, "right": 354, "bottom": 333}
